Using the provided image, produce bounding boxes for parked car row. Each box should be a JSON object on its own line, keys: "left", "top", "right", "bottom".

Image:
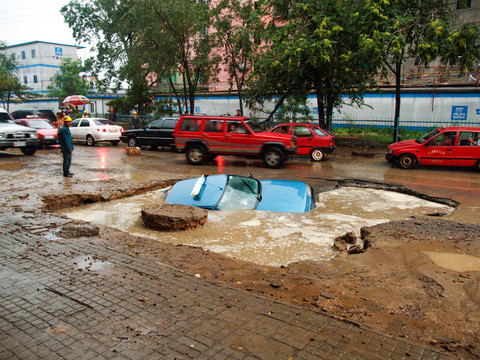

{"left": 119, "top": 115, "right": 336, "bottom": 168}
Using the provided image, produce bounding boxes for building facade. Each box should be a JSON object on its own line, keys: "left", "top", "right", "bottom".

{"left": 5, "top": 41, "right": 84, "bottom": 94}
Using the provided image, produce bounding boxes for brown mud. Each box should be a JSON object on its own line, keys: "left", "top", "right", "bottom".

{"left": 38, "top": 183, "right": 480, "bottom": 359}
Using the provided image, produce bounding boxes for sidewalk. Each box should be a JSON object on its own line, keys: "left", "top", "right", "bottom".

{"left": 0, "top": 212, "right": 451, "bottom": 360}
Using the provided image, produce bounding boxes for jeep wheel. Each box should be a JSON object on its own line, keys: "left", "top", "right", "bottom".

{"left": 20, "top": 147, "right": 37, "bottom": 156}
{"left": 310, "top": 148, "right": 325, "bottom": 161}
{"left": 86, "top": 135, "right": 96, "bottom": 147}
{"left": 128, "top": 136, "right": 138, "bottom": 147}
{"left": 187, "top": 145, "right": 207, "bottom": 165}
{"left": 263, "top": 147, "right": 284, "bottom": 169}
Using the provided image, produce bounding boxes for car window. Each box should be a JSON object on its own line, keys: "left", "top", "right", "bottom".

{"left": 0, "top": 113, "right": 13, "bottom": 121}
{"left": 417, "top": 129, "right": 439, "bottom": 144}
{"left": 293, "top": 126, "right": 313, "bottom": 137}
{"left": 271, "top": 126, "right": 290, "bottom": 135}
{"left": 71, "top": 119, "right": 80, "bottom": 127}
{"left": 459, "top": 131, "right": 480, "bottom": 146}
{"left": 149, "top": 120, "right": 163, "bottom": 129}
{"left": 180, "top": 118, "right": 202, "bottom": 132}
{"left": 161, "top": 119, "right": 176, "bottom": 129}
{"left": 427, "top": 131, "right": 456, "bottom": 146}
{"left": 80, "top": 120, "right": 90, "bottom": 127}
{"left": 217, "top": 175, "right": 261, "bottom": 210}
{"left": 312, "top": 127, "right": 327, "bottom": 136}
{"left": 204, "top": 119, "right": 224, "bottom": 133}
{"left": 93, "top": 119, "right": 115, "bottom": 126}
{"left": 19, "top": 121, "right": 28, "bottom": 127}
{"left": 28, "top": 120, "right": 53, "bottom": 129}
{"left": 244, "top": 120, "right": 262, "bottom": 133}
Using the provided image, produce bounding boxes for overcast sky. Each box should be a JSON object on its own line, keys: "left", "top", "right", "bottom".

{"left": 0, "top": 0, "right": 89, "bottom": 58}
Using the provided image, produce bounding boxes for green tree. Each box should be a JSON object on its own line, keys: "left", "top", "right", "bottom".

{"left": 62, "top": 0, "right": 217, "bottom": 115}
{"left": 212, "top": 0, "right": 263, "bottom": 115}
{"left": 0, "top": 41, "right": 37, "bottom": 110}
{"left": 47, "top": 58, "right": 90, "bottom": 101}
{"left": 248, "top": 0, "right": 387, "bottom": 128}
{"left": 380, "top": 0, "right": 480, "bottom": 142}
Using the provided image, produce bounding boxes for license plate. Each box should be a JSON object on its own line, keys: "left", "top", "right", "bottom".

{"left": 109, "top": 129, "right": 117, "bottom": 133}
{"left": 13, "top": 141, "right": 26, "bottom": 147}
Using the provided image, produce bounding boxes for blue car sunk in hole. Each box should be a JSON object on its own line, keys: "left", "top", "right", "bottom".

{"left": 165, "top": 174, "right": 316, "bottom": 213}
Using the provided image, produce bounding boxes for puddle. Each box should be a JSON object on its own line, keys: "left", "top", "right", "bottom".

{"left": 61, "top": 187, "right": 452, "bottom": 266}
{"left": 421, "top": 251, "right": 480, "bottom": 272}
{"left": 74, "top": 255, "right": 113, "bottom": 272}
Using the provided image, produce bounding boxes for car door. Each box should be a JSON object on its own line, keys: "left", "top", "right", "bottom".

{"left": 141, "top": 120, "right": 162, "bottom": 146}
{"left": 453, "top": 131, "right": 480, "bottom": 167}
{"left": 420, "top": 131, "right": 457, "bottom": 166}
{"left": 292, "top": 125, "right": 315, "bottom": 156}
{"left": 201, "top": 119, "right": 225, "bottom": 152}
{"left": 223, "top": 120, "right": 254, "bottom": 155}
{"left": 69, "top": 119, "right": 81, "bottom": 140}
{"left": 158, "top": 118, "right": 177, "bottom": 147}
{"left": 77, "top": 119, "right": 91, "bottom": 141}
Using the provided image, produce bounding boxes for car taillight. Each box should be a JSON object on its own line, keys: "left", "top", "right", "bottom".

{"left": 97, "top": 128, "right": 106, "bottom": 132}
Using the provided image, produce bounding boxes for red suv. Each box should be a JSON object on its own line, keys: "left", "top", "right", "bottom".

{"left": 269, "top": 123, "right": 335, "bottom": 161}
{"left": 386, "top": 126, "right": 480, "bottom": 170}
{"left": 173, "top": 116, "right": 297, "bottom": 168}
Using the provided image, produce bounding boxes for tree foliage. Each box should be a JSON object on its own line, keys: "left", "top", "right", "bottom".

{"left": 62, "top": 0, "right": 217, "bottom": 115}
{"left": 248, "top": 0, "right": 387, "bottom": 127}
{"left": 379, "top": 0, "right": 480, "bottom": 141}
{"left": 211, "top": 0, "right": 264, "bottom": 115}
{"left": 0, "top": 41, "right": 37, "bottom": 110}
{"left": 47, "top": 58, "right": 90, "bottom": 101}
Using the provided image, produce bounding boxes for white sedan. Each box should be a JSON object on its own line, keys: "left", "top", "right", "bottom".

{"left": 69, "top": 118, "right": 123, "bottom": 146}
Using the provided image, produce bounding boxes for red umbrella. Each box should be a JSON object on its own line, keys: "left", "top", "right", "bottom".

{"left": 62, "top": 95, "right": 91, "bottom": 106}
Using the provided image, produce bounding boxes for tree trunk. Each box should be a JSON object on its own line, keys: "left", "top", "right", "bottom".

{"left": 169, "top": 78, "right": 183, "bottom": 115}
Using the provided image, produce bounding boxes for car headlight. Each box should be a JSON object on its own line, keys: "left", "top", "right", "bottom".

{"left": 0, "top": 133, "right": 5, "bottom": 140}
{"left": 30, "top": 132, "right": 38, "bottom": 139}
{"left": 386, "top": 149, "right": 393, "bottom": 155}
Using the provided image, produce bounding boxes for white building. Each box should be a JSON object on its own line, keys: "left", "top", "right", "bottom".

{"left": 5, "top": 41, "right": 84, "bottom": 94}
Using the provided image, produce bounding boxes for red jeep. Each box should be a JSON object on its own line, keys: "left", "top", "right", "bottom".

{"left": 173, "top": 116, "right": 297, "bottom": 168}
{"left": 386, "top": 126, "right": 480, "bottom": 170}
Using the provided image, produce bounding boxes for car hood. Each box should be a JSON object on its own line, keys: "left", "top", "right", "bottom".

{"left": 36, "top": 128, "right": 58, "bottom": 137}
{"left": 255, "top": 131, "right": 293, "bottom": 141}
{"left": 388, "top": 139, "right": 418, "bottom": 150}
{"left": 258, "top": 179, "right": 315, "bottom": 212}
{"left": 0, "top": 122, "right": 36, "bottom": 133}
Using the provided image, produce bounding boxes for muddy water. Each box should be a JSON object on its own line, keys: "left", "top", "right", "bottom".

{"left": 421, "top": 251, "right": 480, "bottom": 272}
{"left": 61, "top": 188, "right": 452, "bottom": 266}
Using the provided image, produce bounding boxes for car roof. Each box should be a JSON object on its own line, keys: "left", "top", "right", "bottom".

{"left": 441, "top": 126, "right": 480, "bottom": 131}
{"left": 181, "top": 115, "right": 249, "bottom": 121}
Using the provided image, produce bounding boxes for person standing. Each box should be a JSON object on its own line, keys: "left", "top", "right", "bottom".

{"left": 82, "top": 110, "right": 88, "bottom": 118}
{"left": 132, "top": 111, "right": 140, "bottom": 129}
{"left": 108, "top": 107, "right": 118, "bottom": 123}
{"left": 58, "top": 116, "right": 74, "bottom": 177}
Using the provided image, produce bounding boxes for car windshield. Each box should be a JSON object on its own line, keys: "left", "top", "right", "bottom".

{"left": 416, "top": 129, "right": 440, "bottom": 144}
{"left": 216, "top": 175, "right": 261, "bottom": 210}
{"left": 28, "top": 120, "right": 53, "bottom": 129}
{"left": 244, "top": 120, "right": 263, "bottom": 133}
{"left": 94, "top": 119, "right": 115, "bottom": 126}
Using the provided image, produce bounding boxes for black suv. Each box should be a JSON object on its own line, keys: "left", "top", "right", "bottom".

{"left": 11, "top": 109, "right": 56, "bottom": 123}
{"left": 120, "top": 116, "right": 179, "bottom": 150}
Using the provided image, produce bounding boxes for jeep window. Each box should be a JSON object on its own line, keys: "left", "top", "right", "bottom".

{"left": 180, "top": 118, "right": 201, "bottom": 132}
{"left": 417, "top": 129, "right": 439, "bottom": 144}
{"left": 204, "top": 119, "right": 223, "bottom": 133}
{"left": 227, "top": 121, "right": 248, "bottom": 134}
{"left": 244, "top": 120, "right": 263, "bottom": 133}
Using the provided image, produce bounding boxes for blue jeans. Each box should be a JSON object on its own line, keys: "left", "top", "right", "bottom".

{"left": 62, "top": 151, "right": 72, "bottom": 175}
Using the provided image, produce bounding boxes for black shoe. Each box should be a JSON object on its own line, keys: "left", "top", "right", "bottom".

{"left": 63, "top": 174, "right": 73, "bottom": 177}
{"left": 68, "top": 173, "right": 74, "bottom": 176}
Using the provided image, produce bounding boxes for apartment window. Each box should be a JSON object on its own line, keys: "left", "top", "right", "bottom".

{"left": 11, "top": 54, "right": 15, "bottom": 60}
{"left": 21, "top": 51, "right": 26, "bottom": 59}
{"left": 33, "top": 75, "right": 38, "bottom": 84}
{"left": 23, "top": 76, "right": 28, "bottom": 84}
{"left": 457, "top": 0, "right": 472, "bottom": 9}
{"left": 31, "top": 49, "right": 36, "bottom": 58}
